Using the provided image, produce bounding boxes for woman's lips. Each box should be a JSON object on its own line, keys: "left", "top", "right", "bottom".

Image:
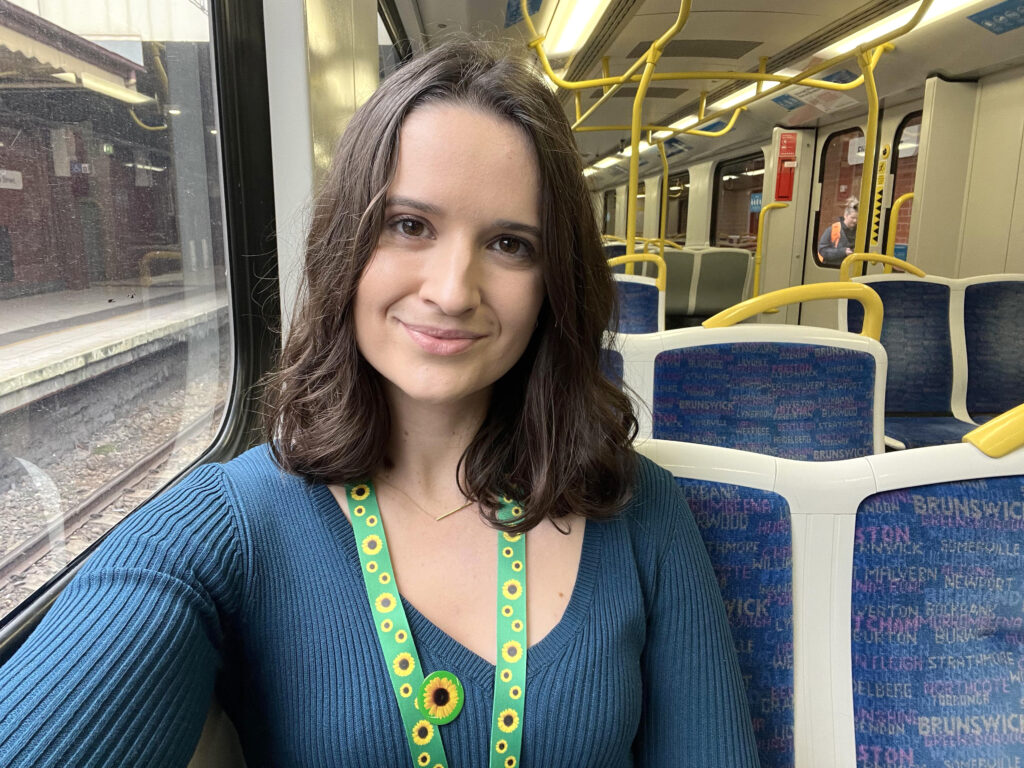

{"left": 401, "top": 322, "right": 484, "bottom": 355}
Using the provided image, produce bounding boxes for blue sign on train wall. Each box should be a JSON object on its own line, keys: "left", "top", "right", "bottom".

{"left": 772, "top": 94, "right": 805, "bottom": 111}
{"left": 505, "top": 0, "right": 542, "bottom": 26}
{"left": 663, "top": 137, "right": 691, "bottom": 158}
{"left": 969, "top": 0, "right": 1024, "bottom": 34}
{"left": 750, "top": 192, "right": 763, "bottom": 213}
{"left": 893, "top": 243, "right": 908, "bottom": 261}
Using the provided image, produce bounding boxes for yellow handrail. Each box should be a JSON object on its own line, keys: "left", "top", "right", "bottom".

{"left": 839, "top": 252, "right": 926, "bottom": 282}
{"left": 608, "top": 254, "right": 668, "bottom": 291}
{"left": 885, "top": 192, "right": 914, "bottom": 272}
{"left": 139, "top": 249, "right": 182, "bottom": 286}
{"left": 752, "top": 202, "right": 788, "bottom": 299}
{"left": 658, "top": 141, "right": 669, "bottom": 260}
{"left": 702, "top": 282, "right": 884, "bottom": 340}
{"left": 963, "top": 403, "right": 1024, "bottom": 458}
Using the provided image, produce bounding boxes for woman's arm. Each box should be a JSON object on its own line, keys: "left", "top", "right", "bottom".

{"left": 632, "top": 471, "right": 760, "bottom": 767}
{"left": 0, "top": 464, "right": 246, "bottom": 767}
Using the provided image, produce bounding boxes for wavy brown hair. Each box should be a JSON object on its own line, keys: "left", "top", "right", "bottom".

{"left": 263, "top": 38, "right": 637, "bottom": 530}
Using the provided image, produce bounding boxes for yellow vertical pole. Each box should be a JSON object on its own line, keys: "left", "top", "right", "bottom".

{"left": 885, "top": 192, "right": 914, "bottom": 272}
{"left": 854, "top": 48, "right": 880, "bottom": 263}
{"left": 752, "top": 202, "right": 788, "bottom": 298}
{"left": 658, "top": 141, "right": 669, "bottom": 259}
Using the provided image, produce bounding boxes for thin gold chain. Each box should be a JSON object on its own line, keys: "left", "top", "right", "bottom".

{"left": 375, "top": 475, "right": 476, "bottom": 521}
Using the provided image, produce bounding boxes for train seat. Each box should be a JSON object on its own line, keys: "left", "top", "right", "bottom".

{"left": 613, "top": 274, "right": 664, "bottom": 333}
{"left": 639, "top": 402, "right": 1024, "bottom": 768}
{"left": 842, "top": 274, "right": 1024, "bottom": 449}
{"left": 662, "top": 246, "right": 697, "bottom": 317}
{"left": 963, "top": 277, "right": 1024, "bottom": 421}
{"left": 611, "top": 324, "right": 886, "bottom": 458}
{"left": 692, "top": 247, "right": 755, "bottom": 317}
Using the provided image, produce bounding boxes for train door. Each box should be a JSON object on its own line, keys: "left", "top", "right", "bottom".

{"left": 800, "top": 103, "right": 921, "bottom": 328}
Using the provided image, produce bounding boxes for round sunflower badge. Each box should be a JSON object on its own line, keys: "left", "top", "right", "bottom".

{"left": 418, "top": 670, "right": 465, "bottom": 725}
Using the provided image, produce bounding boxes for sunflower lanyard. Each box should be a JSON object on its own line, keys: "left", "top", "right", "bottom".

{"left": 346, "top": 482, "right": 527, "bottom": 768}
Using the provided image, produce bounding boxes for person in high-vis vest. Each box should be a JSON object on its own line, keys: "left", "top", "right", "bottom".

{"left": 816, "top": 199, "right": 858, "bottom": 267}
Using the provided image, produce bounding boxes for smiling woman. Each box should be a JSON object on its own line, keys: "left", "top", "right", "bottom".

{"left": 0, "top": 38, "right": 758, "bottom": 768}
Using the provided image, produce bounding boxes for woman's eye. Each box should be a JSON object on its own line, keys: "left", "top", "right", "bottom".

{"left": 397, "top": 218, "right": 425, "bottom": 237}
{"left": 495, "top": 236, "right": 530, "bottom": 256}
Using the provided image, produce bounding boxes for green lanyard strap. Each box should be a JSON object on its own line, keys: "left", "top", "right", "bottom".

{"left": 346, "top": 483, "right": 527, "bottom": 768}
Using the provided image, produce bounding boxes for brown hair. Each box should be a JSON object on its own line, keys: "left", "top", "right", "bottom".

{"left": 263, "top": 38, "right": 637, "bottom": 530}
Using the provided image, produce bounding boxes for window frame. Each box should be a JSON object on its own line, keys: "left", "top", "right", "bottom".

{"left": 710, "top": 152, "right": 765, "bottom": 248}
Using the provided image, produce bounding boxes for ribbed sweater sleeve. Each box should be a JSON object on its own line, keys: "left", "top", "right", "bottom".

{"left": 630, "top": 460, "right": 760, "bottom": 766}
{"left": 0, "top": 464, "right": 246, "bottom": 768}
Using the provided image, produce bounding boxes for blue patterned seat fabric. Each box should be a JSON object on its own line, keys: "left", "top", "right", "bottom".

{"left": 653, "top": 342, "right": 876, "bottom": 460}
{"left": 613, "top": 279, "right": 660, "bottom": 334}
{"left": 848, "top": 280, "right": 963, "bottom": 448}
{"left": 964, "top": 281, "right": 1024, "bottom": 420}
{"left": 677, "top": 478, "right": 794, "bottom": 768}
{"left": 599, "top": 348, "right": 623, "bottom": 386}
{"left": 851, "top": 475, "right": 1024, "bottom": 766}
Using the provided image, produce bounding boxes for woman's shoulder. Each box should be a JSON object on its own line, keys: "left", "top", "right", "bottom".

{"left": 614, "top": 452, "right": 695, "bottom": 559}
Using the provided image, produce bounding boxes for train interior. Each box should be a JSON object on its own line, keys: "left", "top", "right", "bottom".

{"left": 1, "top": 0, "right": 1024, "bottom": 766}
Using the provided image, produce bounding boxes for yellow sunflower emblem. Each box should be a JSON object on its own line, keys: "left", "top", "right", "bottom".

{"left": 497, "top": 708, "right": 520, "bottom": 733}
{"left": 501, "top": 640, "right": 523, "bottom": 663}
{"left": 502, "top": 532, "right": 521, "bottom": 542}
{"left": 375, "top": 592, "right": 397, "bottom": 613}
{"left": 422, "top": 675, "right": 460, "bottom": 721}
{"left": 502, "top": 579, "right": 522, "bottom": 600}
{"left": 400, "top": 683, "right": 413, "bottom": 698}
{"left": 510, "top": 685, "right": 522, "bottom": 699}
{"left": 511, "top": 620, "right": 523, "bottom": 633}
{"left": 353, "top": 505, "right": 366, "bottom": 516}
{"left": 365, "top": 515, "right": 378, "bottom": 527}
{"left": 495, "top": 739, "right": 508, "bottom": 754}
{"left": 500, "top": 668, "right": 512, "bottom": 683}
{"left": 351, "top": 484, "right": 370, "bottom": 500}
{"left": 393, "top": 652, "right": 415, "bottom": 676}
{"left": 501, "top": 605, "right": 513, "bottom": 618}
{"left": 362, "top": 535, "right": 382, "bottom": 555}
{"left": 411, "top": 720, "right": 433, "bottom": 745}
{"left": 505, "top": 758, "right": 517, "bottom": 768}
{"left": 418, "top": 753, "right": 430, "bottom": 765}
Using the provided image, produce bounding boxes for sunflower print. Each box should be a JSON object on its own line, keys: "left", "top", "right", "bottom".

{"left": 381, "top": 619, "right": 393, "bottom": 632}
{"left": 365, "top": 514, "right": 378, "bottom": 527}
{"left": 350, "top": 484, "right": 370, "bottom": 500}
{"left": 500, "top": 668, "right": 512, "bottom": 683}
{"left": 511, "top": 620, "right": 523, "bottom": 633}
{"left": 400, "top": 683, "right": 413, "bottom": 698}
{"left": 393, "top": 652, "right": 415, "bottom": 676}
{"left": 421, "top": 672, "right": 462, "bottom": 722}
{"left": 502, "top": 532, "right": 521, "bottom": 542}
{"left": 497, "top": 708, "right": 520, "bottom": 733}
{"left": 418, "top": 753, "right": 430, "bottom": 766}
{"left": 362, "top": 535, "right": 382, "bottom": 555}
{"left": 511, "top": 560, "right": 523, "bottom": 572}
{"left": 366, "top": 561, "right": 378, "bottom": 573}
{"left": 502, "top": 579, "right": 522, "bottom": 600}
{"left": 495, "top": 739, "right": 508, "bottom": 754}
{"left": 501, "top": 640, "right": 523, "bottom": 663}
{"left": 395, "top": 629, "right": 407, "bottom": 643}
{"left": 353, "top": 505, "right": 366, "bottom": 517}
{"left": 511, "top": 506, "right": 523, "bottom": 517}
{"left": 510, "top": 685, "right": 522, "bottom": 699}
{"left": 505, "top": 758, "right": 517, "bottom": 768}
{"left": 502, "top": 546, "right": 513, "bottom": 558}
{"left": 375, "top": 592, "right": 397, "bottom": 613}
{"left": 411, "top": 720, "right": 434, "bottom": 745}
{"left": 378, "top": 572, "right": 391, "bottom": 585}
{"left": 501, "top": 605, "right": 513, "bottom": 618}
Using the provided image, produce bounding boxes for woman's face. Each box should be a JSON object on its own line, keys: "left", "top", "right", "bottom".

{"left": 354, "top": 103, "right": 545, "bottom": 413}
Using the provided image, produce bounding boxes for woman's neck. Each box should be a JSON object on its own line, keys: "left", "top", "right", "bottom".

{"left": 381, "top": 385, "right": 489, "bottom": 500}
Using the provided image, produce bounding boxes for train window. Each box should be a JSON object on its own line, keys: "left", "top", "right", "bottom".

{"left": 712, "top": 154, "right": 763, "bottom": 249}
{"left": 0, "top": 3, "right": 230, "bottom": 619}
{"left": 377, "top": 10, "right": 401, "bottom": 80}
{"left": 666, "top": 172, "right": 689, "bottom": 243}
{"left": 602, "top": 189, "right": 616, "bottom": 235}
{"left": 815, "top": 126, "right": 865, "bottom": 268}
{"left": 888, "top": 113, "right": 921, "bottom": 258}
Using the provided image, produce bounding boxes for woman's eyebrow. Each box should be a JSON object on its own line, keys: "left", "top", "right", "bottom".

{"left": 494, "top": 220, "right": 542, "bottom": 241}
{"left": 386, "top": 196, "right": 442, "bottom": 215}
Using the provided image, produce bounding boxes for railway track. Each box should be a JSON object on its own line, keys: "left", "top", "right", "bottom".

{"left": 0, "top": 404, "right": 222, "bottom": 586}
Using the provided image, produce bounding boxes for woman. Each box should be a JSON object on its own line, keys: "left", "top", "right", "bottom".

{"left": 0, "top": 40, "right": 758, "bottom": 767}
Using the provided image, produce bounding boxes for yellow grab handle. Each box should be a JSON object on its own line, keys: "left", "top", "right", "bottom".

{"left": 963, "top": 403, "right": 1024, "bottom": 458}
{"left": 703, "top": 282, "right": 884, "bottom": 340}
{"left": 839, "top": 252, "right": 926, "bottom": 282}
{"left": 608, "top": 254, "right": 668, "bottom": 291}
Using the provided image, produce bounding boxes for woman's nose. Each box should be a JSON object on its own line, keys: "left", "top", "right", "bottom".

{"left": 418, "top": 238, "right": 481, "bottom": 316}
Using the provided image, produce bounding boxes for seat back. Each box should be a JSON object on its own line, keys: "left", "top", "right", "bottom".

{"left": 963, "top": 276, "right": 1024, "bottom": 417}
{"left": 614, "top": 325, "right": 886, "bottom": 458}
{"left": 640, "top": 414, "right": 1024, "bottom": 768}
{"left": 844, "top": 275, "right": 954, "bottom": 414}
{"left": 692, "top": 247, "right": 754, "bottom": 317}
{"left": 663, "top": 247, "right": 697, "bottom": 315}
{"left": 613, "top": 274, "right": 664, "bottom": 333}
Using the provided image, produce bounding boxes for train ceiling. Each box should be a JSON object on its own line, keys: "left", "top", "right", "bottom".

{"left": 391, "top": 0, "right": 1024, "bottom": 171}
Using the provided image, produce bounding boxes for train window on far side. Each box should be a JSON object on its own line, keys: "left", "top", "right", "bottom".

{"left": 666, "top": 172, "right": 689, "bottom": 243}
{"left": 889, "top": 113, "right": 922, "bottom": 257}
{"left": 816, "top": 126, "right": 866, "bottom": 267}
{"left": 0, "top": 3, "right": 231, "bottom": 622}
{"left": 712, "top": 154, "right": 764, "bottom": 249}
{"left": 602, "top": 189, "right": 616, "bottom": 235}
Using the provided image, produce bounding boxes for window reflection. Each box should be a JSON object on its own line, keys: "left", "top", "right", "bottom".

{"left": 713, "top": 154, "right": 764, "bottom": 249}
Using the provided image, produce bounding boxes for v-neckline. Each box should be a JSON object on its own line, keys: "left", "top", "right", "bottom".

{"left": 312, "top": 483, "right": 603, "bottom": 688}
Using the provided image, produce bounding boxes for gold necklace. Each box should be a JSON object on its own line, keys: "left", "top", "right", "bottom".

{"left": 375, "top": 475, "right": 476, "bottom": 521}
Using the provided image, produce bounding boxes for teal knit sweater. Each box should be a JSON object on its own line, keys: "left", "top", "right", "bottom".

{"left": 0, "top": 446, "right": 758, "bottom": 767}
